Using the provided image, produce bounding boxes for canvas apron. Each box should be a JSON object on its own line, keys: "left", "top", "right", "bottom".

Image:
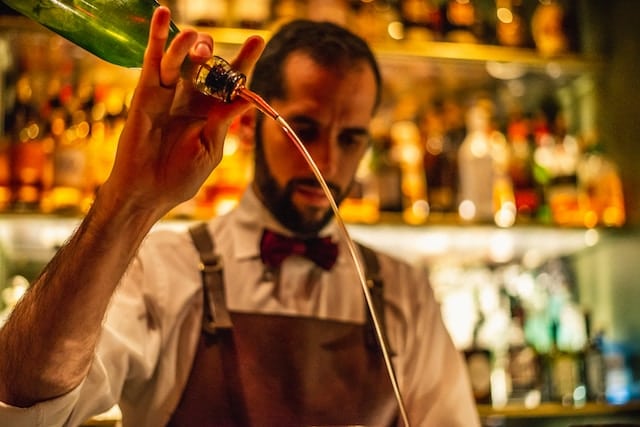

{"left": 167, "top": 224, "right": 398, "bottom": 426}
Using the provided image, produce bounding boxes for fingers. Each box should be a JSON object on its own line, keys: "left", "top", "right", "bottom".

{"left": 189, "top": 33, "right": 215, "bottom": 63}
{"left": 144, "top": 6, "right": 264, "bottom": 92}
{"left": 230, "top": 36, "right": 266, "bottom": 76}
{"left": 161, "top": 30, "right": 199, "bottom": 88}
{"left": 142, "top": 6, "right": 173, "bottom": 86}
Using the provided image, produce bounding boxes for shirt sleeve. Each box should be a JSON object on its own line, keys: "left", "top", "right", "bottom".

{"left": 0, "top": 384, "right": 84, "bottom": 427}
{"left": 379, "top": 255, "right": 481, "bottom": 427}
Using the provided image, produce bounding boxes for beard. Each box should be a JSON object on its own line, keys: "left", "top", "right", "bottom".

{"left": 253, "top": 118, "right": 350, "bottom": 235}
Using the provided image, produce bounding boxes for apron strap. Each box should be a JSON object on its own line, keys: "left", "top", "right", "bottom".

{"left": 189, "top": 222, "right": 233, "bottom": 333}
{"left": 358, "top": 243, "right": 395, "bottom": 356}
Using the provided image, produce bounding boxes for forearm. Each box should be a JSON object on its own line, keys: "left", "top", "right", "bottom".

{"left": 0, "top": 188, "right": 162, "bottom": 407}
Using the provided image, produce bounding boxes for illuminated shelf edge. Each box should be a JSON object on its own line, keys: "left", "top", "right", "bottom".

{"left": 0, "top": 215, "right": 602, "bottom": 265}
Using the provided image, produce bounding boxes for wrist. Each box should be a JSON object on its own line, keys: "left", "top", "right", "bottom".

{"left": 90, "top": 181, "right": 166, "bottom": 239}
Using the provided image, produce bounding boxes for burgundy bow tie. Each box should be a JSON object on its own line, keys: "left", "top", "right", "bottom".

{"left": 259, "top": 229, "right": 339, "bottom": 271}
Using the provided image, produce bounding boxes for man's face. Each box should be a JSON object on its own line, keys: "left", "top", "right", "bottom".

{"left": 252, "top": 52, "right": 378, "bottom": 234}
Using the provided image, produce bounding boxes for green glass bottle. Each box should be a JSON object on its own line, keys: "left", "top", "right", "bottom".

{"left": 1, "top": 0, "right": 246, "bottom": 102}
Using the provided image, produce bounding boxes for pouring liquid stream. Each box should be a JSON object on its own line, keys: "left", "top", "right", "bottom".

{"left": 238, "top": 87, "right": 411, "bottom": 427}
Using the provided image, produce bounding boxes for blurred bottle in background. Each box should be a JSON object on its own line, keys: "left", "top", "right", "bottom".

{"left": 531, "top": 0, "right": 580, "bottom": 57}
{"left": 458, "top": 97, "right": 514, "bottom": 225}
{"left": 583, "top": 310, "right": 607, "bottom": 403}
{"left": 505, "top": 108, "right": 539, "bottom": 220}
{"left": 495, "top": 0, "right": 531, "bottom": 48}
{"left": 441, "top": 0, "right": 487, "bottom": 43}
{"left": 230, "top": 0, "right": 272, "bottom": 29}
{"left": 420, "top": 99, "right": 460, "bottom": 217}
{"left": 9, "top": 76, "right": 48, "bottom": 212}
{"left": 178, "top": 0, "right": 230, "bottom": 27}
{"left": 577, "top": 133, "right": 626, "bottom": 227}
{"left": 399, "top": 0, "right": 442, "bottom": 41}
{"left": 506, "top": 298, "right": 542, "bottom": 406}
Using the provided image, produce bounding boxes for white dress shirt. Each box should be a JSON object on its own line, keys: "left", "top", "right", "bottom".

{"left": 0, "top": 188, "right": 480, "bottom": 427}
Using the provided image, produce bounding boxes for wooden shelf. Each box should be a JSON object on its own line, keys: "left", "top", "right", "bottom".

{"left": 202, "top": 25, "right": 602, "bottom": 76}
{"left": 478, "top": 401, "right": 640, "bottom": 419}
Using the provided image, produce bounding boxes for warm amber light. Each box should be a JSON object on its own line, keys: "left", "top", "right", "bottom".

{"left": 459, "top": 199, "right": 476, "bottom": 221}
{"left": 496, "top": 7, "right": 513, "bottom": 24}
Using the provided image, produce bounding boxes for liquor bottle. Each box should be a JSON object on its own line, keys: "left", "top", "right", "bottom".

{"left": 352, "top": 0, "right": 400, "bottom": 43}
{"left": 495, "top": 0, "right": 530, "bottom": 48}
{"left": 270, "top": 0, "right": 307, "bottom": 31}
{"left": 457, "top": 98, "right": 513, "bottom": 224}
{"left": 546, "top": 112, "right": 582, "bottom": 226}
{"left": 420, "top": 100, "right": 459, "bottom": 215}
{"left": 458, "top": 100, "right": 493, "bottom": 222}
{"left": 230, "top": 0, "right": 272, "bottom": 30}
{"left": 1, "top": 0, "right": 177, "bottom": 69}
{"left": 441, "top": 0, "right": 485, "bottom": 44}
{"left": 178, "top": 0, "right": 229, "bottom": 27}
{"left": 577, "top": 135, "right": 625, "bottom": 227}
{"left": 306, "top": 0, "right": 351, "bottom": 26}
{"left": 340, "top": 117, "right": 382, "bottom": 224}
{"left": 583, "top": 311, "right": 606, "bottom": 402}
{"left": 390, "top": 119, "right": 429, "bottom": 224}
{"left": 464, "top": 321, "right": 493, "bottom": 405}
{"left": 2, "top": 0, "right": 246, "bottom": 103}
{"left": 193, "top": 117, "right": 253, "bottom": 219}
{"left": 369, "top": 116, "right": 403, "bottom": 215}
{"left": 546, "top": 320, "right": 585, "bottom": 405}
{"left": 48, "top": 100, "right": 91, "bottom": 215}
{"left": 506, "top": 109, "right": 538, "bottom": 219}
{"left": 531, "top": 0, "right": 570, "bottom": 57}
{"left": 506, "top": 299, "right": 542, "bottom": 405}
{"left": 9, "top": 76, "right": 48, "bottom": 212}
{"left": 530, "top": 107, "right": 555, "bottom": 224}
{"left": 0, "top": 136, "right": 10, "bottom": 212}
{"left": 399, "top": 0, "right": 442, "bottom": 41}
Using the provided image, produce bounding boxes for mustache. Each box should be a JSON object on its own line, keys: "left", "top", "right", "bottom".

{"left": 288, "top": 177, "right": 342, "bottom": 199}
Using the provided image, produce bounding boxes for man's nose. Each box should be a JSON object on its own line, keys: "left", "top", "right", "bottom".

{"left": 309, "top": 138, "right": 338, "bottom": 179}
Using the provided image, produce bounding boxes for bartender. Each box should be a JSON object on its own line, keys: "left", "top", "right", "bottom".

{"left": 0, "top": 6, "right": 479, "bottom": 426}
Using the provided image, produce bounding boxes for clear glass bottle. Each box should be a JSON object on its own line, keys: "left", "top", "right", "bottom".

{"left": 457, "top": 98, "right": 513, "bottom": 224}
{"left": 2, "top": 0, "right": 246, "bottom": 102}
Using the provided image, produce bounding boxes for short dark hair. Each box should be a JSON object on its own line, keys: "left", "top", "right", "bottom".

{"left": 249, "top": 19, "right": 382, "bottom": 111}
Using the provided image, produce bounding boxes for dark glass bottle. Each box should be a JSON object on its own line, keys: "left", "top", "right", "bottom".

{"left": 546, "top": 320, "right": 585, "bottom": 405}
{"left": 464, "top": 321, "right": 493, "bottom": 405}
{"left": 506, "top": 109, "right": 539, "bottom": 219}
{"left": 441, "top": 0, "right": 486, "bottom": 43}
{"left": 507, "top": 299, "right": 542, "bottom": 404}
{"left": 7, "top": 74, "right": 49, "bottom": 212}
{"left": 495, "top": 0, "right": 530, "bottom": 48}
{"left": 399, "top": 0, "right": 443, "bottom": 41}
{"left": 370, "top": 123, "right": 403, "bottom": 214}
{"left": 583, "top": 312, "right": 606, "bottom": 402}
{"left": 420, "top": 100, "right": 459, "bottom": 215}
{"left": 1, "top": 0, "right": 246, "bottom": 103}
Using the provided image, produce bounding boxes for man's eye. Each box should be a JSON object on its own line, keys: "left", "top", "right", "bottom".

{"left": 293, "top": 126, "right": 319, "bottom": 143}
{"left": 338, "top": 132, "right": 369, "bottom": 149}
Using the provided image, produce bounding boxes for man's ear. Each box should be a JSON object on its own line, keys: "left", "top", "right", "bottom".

{"left": 238, "top": 108, "right": 257, "bottom": 147}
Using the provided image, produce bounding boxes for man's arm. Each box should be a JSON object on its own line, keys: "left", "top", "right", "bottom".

{"left": 0, "top": 191, "right": 159, "bottom": 407}
{"left": 0, "top": 6, "right": 264, "bottom": 407}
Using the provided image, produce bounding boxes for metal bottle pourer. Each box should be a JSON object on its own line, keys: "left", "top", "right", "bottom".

{"left": 192, "top": 56, "right": 247, "bottom": 103}
{"left": 191, "top": 56, "right": 280, "bottom": 121}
